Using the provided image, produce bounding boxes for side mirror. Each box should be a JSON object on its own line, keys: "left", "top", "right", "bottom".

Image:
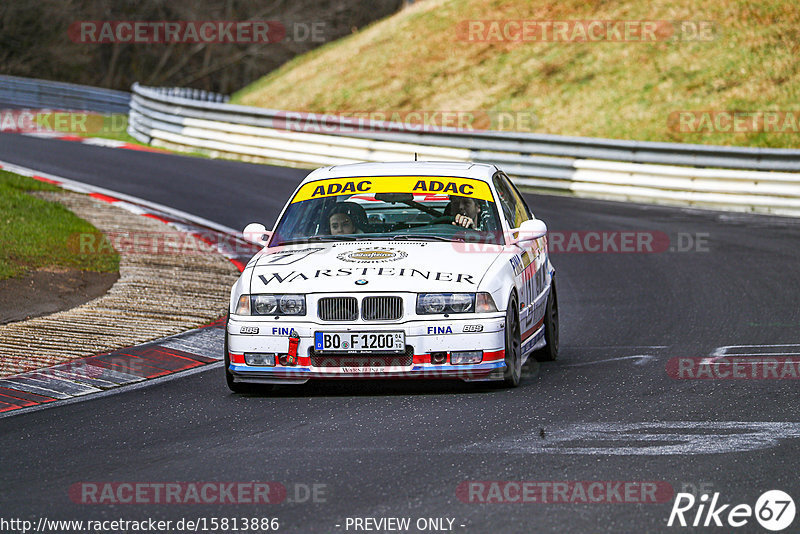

{"left": 243, "top": 223, "right": 271, "bottom": 246}
{"left": 509, "top": 218, "right": 547, "bottom": 246}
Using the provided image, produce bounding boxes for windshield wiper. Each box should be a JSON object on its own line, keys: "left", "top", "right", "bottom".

{"left": 276, "top": 236, "right": 358, "bottom": 245}
{"left": 389, "top": 234, "right": 461, "bottom": 242}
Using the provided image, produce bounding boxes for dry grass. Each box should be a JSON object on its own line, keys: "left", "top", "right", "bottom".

{"left": 232, "top": 0, "right": 800, "bottom": 148}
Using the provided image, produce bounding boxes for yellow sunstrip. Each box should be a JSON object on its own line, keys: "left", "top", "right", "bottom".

{"left": 291, "top": 176, "right": 494, "bottom": 203}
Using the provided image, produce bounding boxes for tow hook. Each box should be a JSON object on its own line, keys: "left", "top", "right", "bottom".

{"left": 285, "top": 329, "right": 300, "bottom": 366}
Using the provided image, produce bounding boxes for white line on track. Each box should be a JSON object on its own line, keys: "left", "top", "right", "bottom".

{"left": 712, "top": 344, "right": 800, "bottom": 356}
{"left": 561, "top": 345, "right": 668, "bottom": 349}
{"left": 560, "top": 355, "right": 657, "bottom": 367}
{"left": 703, "top": 343, "right": 800, "bottom": 363}
{"left": 455, "top": 421, "right": 800, "bottom": 456}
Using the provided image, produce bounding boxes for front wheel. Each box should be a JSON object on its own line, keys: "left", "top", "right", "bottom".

{"left": 533, "top": 280, "right": 559, "bottom": 362}
{"left": 502, "top": 297, "right": 522, "bottom": 387}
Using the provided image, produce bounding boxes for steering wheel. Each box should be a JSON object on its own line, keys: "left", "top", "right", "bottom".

{"left": 428, "top": 215, "right": 455, "bottom": 225}
{"left": 426, "top": 215, "right": 483, "bottom": 235}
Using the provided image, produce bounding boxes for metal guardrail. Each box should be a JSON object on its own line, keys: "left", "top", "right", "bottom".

{"left": 9, "top": 75, "right": 795, "bottom": 215}
{"left": 0, "top": 75, "right": 130, "bottom": 114}
{"left": 130, "top": 82, "right": 800, "bottom": 216}
{"left": 143, "top": 86, "right": 229, "bottom": 103}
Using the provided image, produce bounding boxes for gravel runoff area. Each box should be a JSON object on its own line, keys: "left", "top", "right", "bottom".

{"left": 0, "top": 191, "right": 240, "bottom": 377}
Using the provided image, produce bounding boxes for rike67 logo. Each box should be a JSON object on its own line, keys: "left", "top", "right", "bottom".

{"left": 668, "top": 490, "right": 795, "bottom": 531}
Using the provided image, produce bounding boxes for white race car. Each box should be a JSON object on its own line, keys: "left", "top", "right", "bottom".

{"left": 225, "top": 162, "right": 558, "bottom": 391}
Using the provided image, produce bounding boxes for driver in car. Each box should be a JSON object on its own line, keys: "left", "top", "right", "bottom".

{"left": 449, "top": 195, "right": 488, "bottom": 230}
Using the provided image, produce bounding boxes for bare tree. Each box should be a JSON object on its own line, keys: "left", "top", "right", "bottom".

{"left": 0, "top": 0, "right": 404, "bottom": 93}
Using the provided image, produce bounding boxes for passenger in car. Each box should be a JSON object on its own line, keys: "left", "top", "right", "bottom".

{"left": 325, "top": 202, "right": 369, "bottom": 235}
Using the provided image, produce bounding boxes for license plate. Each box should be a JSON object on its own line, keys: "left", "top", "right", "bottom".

{"left": 314, "top": 331, "right": 405, "bottom": 354}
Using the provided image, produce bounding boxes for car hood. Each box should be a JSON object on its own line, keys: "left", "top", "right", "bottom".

{"left": 249, "top": 240, "right": 503, "bottom": 293}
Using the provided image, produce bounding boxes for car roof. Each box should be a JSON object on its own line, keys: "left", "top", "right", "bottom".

{"left": 302, "top": 161, "right": 499, "bottom": 183}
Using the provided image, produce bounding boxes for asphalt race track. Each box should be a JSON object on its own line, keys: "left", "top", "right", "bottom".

{"left": 1, "top": 132, "right": 799, "bottom": 533}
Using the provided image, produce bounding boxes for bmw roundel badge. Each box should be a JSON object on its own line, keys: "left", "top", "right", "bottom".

{"left": 355, "top": 279, "right": 368, "bottom": 285}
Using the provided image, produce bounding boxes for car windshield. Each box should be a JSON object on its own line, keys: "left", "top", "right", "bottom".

{"left": 271, "top": 176, "right": 504, "bottom": 245}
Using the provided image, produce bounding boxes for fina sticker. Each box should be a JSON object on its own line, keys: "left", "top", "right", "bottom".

{"left": 337, "top": 247, "right": 408, "bottom": 263}
{"left": 291, "top": 176, "right": 494, "bottom": 203}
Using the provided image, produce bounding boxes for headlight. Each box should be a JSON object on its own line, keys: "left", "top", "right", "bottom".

{"left": 416, "top": 293, "right": 475, "bottom": 314}
{"left": 234, "top": 294, "right": 306, "bottom": 316}
{"left": 253, "top": 294, "right": 278, "bottom": 315}
{"left": 449, "top": 293, "right": 474, "bottom": 313}
{"left": 418, "top": 293, "right": 448, "bottom": 314}
{"left": 278, "top": 294, "right": 305, "bottom": 315}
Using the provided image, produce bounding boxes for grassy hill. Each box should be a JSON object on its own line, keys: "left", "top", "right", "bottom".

{"left": 232, "top": 0, "right": 800, "bottom": 148}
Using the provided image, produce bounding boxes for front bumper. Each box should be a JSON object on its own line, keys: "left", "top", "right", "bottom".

{"left": 227, "top": 314, "right": 507, "bottom": 384}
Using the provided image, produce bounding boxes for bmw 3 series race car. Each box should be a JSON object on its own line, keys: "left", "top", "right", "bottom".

{"left": 225, "top": 161, "right": 558, "bottom": 391}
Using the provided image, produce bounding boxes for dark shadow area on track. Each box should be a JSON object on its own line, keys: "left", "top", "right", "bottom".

{"left": 229, "top": 360, "right": 541, "bottom": 398}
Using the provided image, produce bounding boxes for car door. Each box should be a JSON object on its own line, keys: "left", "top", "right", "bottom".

{"left": 493, "top": 172, "right": 546, "bottom": 342}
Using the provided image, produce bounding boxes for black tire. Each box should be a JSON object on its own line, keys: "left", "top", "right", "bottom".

{"left": 502, "top": 296, "right": 522, "bottom": 387}
{"left": 534, "top": 280, "right": 559, "bottom": 362}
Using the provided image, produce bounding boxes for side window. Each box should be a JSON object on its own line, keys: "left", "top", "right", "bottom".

{"left": 506, "top": 175, "right": 534, "bottom": 221}
{"left": 492, "top": 174, "right": 517, "bottom": 227}
{"left": 493, "top": 173, "right": 529, "bottom": 228}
